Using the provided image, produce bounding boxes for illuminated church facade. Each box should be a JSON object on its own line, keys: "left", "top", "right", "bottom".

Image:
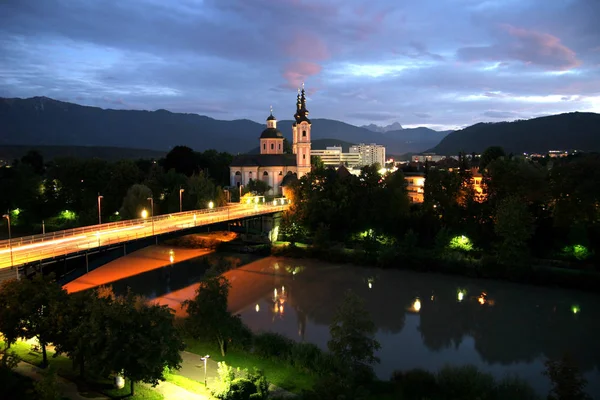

{"left": 229, "top": 87, "right": 312, "bottom": 195}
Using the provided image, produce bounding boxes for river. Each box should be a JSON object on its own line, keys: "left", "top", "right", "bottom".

{"left": 87, "top": 253, "right": 600, "bottom": 397}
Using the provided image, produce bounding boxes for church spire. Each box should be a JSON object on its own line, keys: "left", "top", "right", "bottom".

{"left": 294, "top": 83, "right": 310, "bottom": 124}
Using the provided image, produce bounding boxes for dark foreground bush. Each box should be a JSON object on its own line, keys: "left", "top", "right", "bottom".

{"left": 252, "top": 332, "right": 295, "bottom": 361}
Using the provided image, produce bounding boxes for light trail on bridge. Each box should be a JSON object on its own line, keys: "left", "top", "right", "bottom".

{"left": 0, "top": 202, "right": 288, "bottom": 270}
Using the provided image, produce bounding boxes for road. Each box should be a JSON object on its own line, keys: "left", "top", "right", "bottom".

{"left": 0, "top": 201, "right": 288, "bottom": 270}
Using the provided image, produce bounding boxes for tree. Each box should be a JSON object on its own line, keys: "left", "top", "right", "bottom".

{"left": 494, "top": 195, "right": 534, "bottom": 264}
{"left": 247, "top": 179, "right": 270, "bottom": 195}
{"left": 328, "top": 290, "right": 380, "bottom": 379}
{"left": 479, "top": 146, "right": 505, "bottom": 172}
{"left": 99, "top": 292, "right": 184, "bottom": 396}
{"left": 21, "top": 150, "right": 45, "bottom": 175}
{"left": 163, "top": 145, "right": 199, "bottom": 176}
{"left": 183, "top": 276, "right": 246, "bottom": 356}
{"left": 18, "top": 274, "right": 68, "bottom": 368}
{"left": 544, "top": 354, "right": 591, "bottom": 400}
{"left": 52, "top": 289, "right": 112, "bottom": 378}
{"left": 0, "top": 279, "right": 28, "bottom": 352}
{"left": 187, "top": 171, "right": 216, "bottom": 209}
{"left": 119, "top": 183, "right": 152, "bottom": 219}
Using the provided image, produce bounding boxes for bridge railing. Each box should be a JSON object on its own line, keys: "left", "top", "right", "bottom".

{"left": 0, "top": 204, "right": 288, "bottom": 268}
{"left": 0, "top": 200, "right": 288, "bottom": 250}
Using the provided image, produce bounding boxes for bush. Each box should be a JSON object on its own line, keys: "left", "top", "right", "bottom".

{"left": 437, "top": 365, "right": 496, "bottom": 400}
{"left": 495, "top": 376, "right": 539, "bottom": 400}
{"left": 252, "top": 332, "right": 294, "bottom": 361}
{"left": 290, "top": 342, "right": 324, "bottom": 373}
{"left": 229, "top": 378, "right": 257, "bottom": 400}
{"left": 391, "top": 368, "right": 438, "bottom": 400}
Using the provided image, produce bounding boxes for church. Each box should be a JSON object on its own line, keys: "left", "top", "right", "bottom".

{"left": 229, "top": 86, "right": 312, "bottom": 195}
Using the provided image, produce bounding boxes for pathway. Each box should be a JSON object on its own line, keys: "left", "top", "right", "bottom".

{"left": 13, "top": 361, "right": 107, "bottom": 400}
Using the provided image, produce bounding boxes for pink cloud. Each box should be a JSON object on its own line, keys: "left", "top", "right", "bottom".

{"left": 457, "top": 25, "right": 582, "bottom": 71}
{"left": 284, "top": 32, "right": 330, "bottom": 61}
{"left": 282, "top": 61, "right": 322, "bottom": 89}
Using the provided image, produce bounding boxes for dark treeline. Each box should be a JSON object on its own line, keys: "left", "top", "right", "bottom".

{"left": 282, "top": 147, "right": 600, "bottom": 273}
{"left": 0, "top": 146, "right": 233, "bottom": 236}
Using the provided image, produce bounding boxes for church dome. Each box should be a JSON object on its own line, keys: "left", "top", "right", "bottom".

{"left": 267, "top": 114, "right": 276, "bottom": 121}
{"left": 260, "top": 127, "right": 284, "bottom": 139}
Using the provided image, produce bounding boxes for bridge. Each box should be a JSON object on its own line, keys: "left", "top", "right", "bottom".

{"left": 0, "top": 199, "right": 289, "bottom": 277}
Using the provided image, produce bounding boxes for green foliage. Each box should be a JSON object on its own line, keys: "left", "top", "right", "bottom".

{"left": 561, "top": 245, "right": 591, "bottom": 261}
{"left": 448, "top": 235, "right": 473, "bottom": 252}
{"left": 289, "top": 342, "right": 326, "bottom": 373}
{"left": 391, "top": 368, "right": 438, "bottom": 400}
{"left": 544, "top": 354, "right": 591, "bottom": 400}
{"left": 436, "top": 365, "right": 496, "bottom": 400}
{"left": 252, "top": 332, "right": 294, "bottom": 360}
{"left": 479, "top": 146, "right": 506, "bottom": 171}
{"left": 120, "top": 183, "right": 153, "bottom": 219}
{"left": 494, "top": 195, "right": 534, "bottom": 264}
{"left": 247, "top": 179, "right": 271, "bottom": 195}
{"left": 211, "top": 362, "right": 269, "bottom": 400}
{"left": 328, "top": 290, "right": 380, "bottom": 381}
{"left": 33, "top": 367, "right": 61, "bottom": 400}
{"left": 495, "top": 376, "right": 539, "bottom": 400}
{"left": 184, "top": 276, "right": 247, "bottom": 356}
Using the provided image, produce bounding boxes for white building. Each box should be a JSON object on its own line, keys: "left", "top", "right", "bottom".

{"left": 350, "top": 143, "right": 386, "bottom": 167}
{"left": 310, "top": 146, "right": 361, "bottom": 168}
{"left": 229, "top": 87, "right": 312, "bottom": 195}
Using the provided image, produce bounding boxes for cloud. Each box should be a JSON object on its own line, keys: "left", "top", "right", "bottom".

{"left": 413, "top": 112, "right": 432, "bottom": 118}
{"left": 457, "top": 24, "right": 582, "bottom": 71}
{"left": 0, "top": 0, "right": 598, "bottom": 131}
{"left": 281, "top": 62, "right": 322, "bottom": 89}
{"left": 482, "top": 110, "right": 519, "bottom": 119}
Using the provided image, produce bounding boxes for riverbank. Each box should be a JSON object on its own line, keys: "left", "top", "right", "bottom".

{"left": 268, "top": 242, "right": 600, "bottom": 293}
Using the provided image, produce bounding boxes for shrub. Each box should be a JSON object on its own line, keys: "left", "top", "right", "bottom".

{"left": 290, "top": 342, "right": 324, "bottom": 372}
{"left": 391, "top": 368, "right": 438, "bottom": 400}
{"left": 437, "top": 365, "right": 496, "bottom": 400}
{"left": 252, "top": 332, "right": 294, "bottom": 361}
{"left": 229, "top": 378, "right": 257, "bottom": 400}
{"left": 494, "top": 376, "right": 539, "bottom": 400}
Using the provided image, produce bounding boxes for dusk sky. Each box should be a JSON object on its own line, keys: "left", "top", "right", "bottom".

{"left": 1, "top": 0, "right": 599, "bottom": 130}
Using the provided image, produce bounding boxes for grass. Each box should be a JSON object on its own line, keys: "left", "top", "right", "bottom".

{"left": 184, "top": 337, "right": 316, "bottom": 394}
{"left": 164, "top": 372, "right": 211, "bottom": 396}
{"left": 1, "top": 340, "right": 164, "bottom": 400}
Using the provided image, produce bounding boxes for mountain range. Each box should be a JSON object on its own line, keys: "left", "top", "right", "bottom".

{"left": 361, "top": 122, "right": 404, "bottom": 132}
{"left": 428, "top": 112, "right": 600, "bottom": 155}
{"left": 0, "top": 97, "right": 449, "bottom": 155}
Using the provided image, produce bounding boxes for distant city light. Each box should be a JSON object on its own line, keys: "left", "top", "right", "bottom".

{"left": 255, "top": 304, "right": 260, "bottom": 312}
{"left": 572, "top": 305, "right": 580, "bottom": 314}
{"left": 457, "top": 290, "right": 466, "bottom": 302}
{"left": 413, "top": 298, "right": 421, "bottom": 312}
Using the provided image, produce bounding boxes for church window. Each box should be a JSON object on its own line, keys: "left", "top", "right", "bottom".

{"left": 263, "top": 144, "right": 266, "bottom": 150}
{"left": 271, "top": 143, "right": 274, "bottom": 150}
{"left": 278, "top": 144, "right": 281, "bottom": 150}
{"left": 303, "top": 154, "right": 306, "bottom": 159}
{"left": 302, "top": 130, "right": 306, "bottom": 137}
{"left": 279, "top": 171, "right": 283, "bottom": 175}
{"left": 263, "top": 171, "right": 268, "bottom": 176}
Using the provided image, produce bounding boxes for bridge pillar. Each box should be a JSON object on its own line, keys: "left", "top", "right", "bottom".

{"left": 261, "top": 212, "right": 282, "bottom": 243}
{"left": 85, "top": 252, "right": 89, "bottom": 273}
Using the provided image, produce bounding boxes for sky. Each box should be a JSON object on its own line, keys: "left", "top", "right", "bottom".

{"left": 1, "top": 0, "right": 599, "bottom": 131}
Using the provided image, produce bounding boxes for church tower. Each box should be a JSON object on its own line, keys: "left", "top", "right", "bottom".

{"left": 292, "top": 84, "right": 312, "bottom": 178}
{"left": 260, "top": 107, "right": 284, "bottom": 155}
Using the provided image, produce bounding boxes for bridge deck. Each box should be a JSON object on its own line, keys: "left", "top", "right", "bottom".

{"left": 0, "top": 203, "right": 287, "bottom": 269}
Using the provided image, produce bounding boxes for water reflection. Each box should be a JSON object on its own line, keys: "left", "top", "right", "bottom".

{"left": 233, "top": 258, "right": 600, "bottom": 397}
{"left": 107, "top": 255, "right": 600, "bottom": 397}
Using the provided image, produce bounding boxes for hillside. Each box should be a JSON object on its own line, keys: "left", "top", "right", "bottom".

{"left": 0, "top": 145, "right": 165, "bottom": 163}
{"left": 0, "top": 97, "right": 449, "bottom": 154}
{"left": 429, "top": 112, "right": 600, "bottom": 155}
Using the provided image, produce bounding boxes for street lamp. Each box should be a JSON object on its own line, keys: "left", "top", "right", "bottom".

{"left": 179, "top": 188, "right": 184, "bottom": 213}
{"left": 208, "top": 201, "right": 214, "bottom": 210}
{"left": 239, "top": 184, "right": 243, "bottom": 202}
{"left": 147, "top": 197, "right": 154, "bottom": 235}
{"left": 201, "top": 355, "right": 210, "bottom": 386}
{"left": 2, "top": 214, "right": 16, "bottom": 280}
{"left": 97, "top": 193, "right": 103, "bottom": 225}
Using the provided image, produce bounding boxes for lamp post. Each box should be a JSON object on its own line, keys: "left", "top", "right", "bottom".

{"left": 2, "top": 214, "right": 16, "bottom": 280}
{"left": 42, "top": 220, "right": 45, "bottom": 235}
{"left": 201, "top": 355, "right": 210, "bottom": 386}
{"left": 179, "top": 188, "right": 184, "bottom": 213}
{"left": 147, "top": 197, "right": 154, "bottom": 235}
{"left": 97, "top": 193, "right": 103, "bottom": 225}
{"left": 239, "top": 184, "right": 243, "bottom": 202}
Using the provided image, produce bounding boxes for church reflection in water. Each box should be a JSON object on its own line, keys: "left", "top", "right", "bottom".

{"left": 236, "top": 257, "right": 600, "bottom": 397}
